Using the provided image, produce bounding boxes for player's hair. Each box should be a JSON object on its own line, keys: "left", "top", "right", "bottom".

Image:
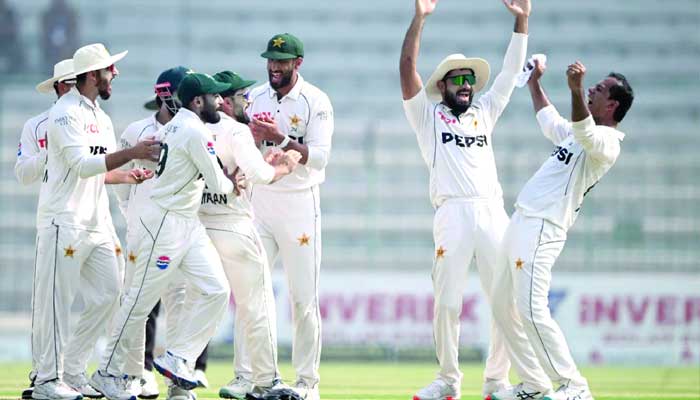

{"left": 76, "top": 72, "right": 88, "bottom": 86}
{"left": 607, "top": 72, "right": 634, "bottom": 122}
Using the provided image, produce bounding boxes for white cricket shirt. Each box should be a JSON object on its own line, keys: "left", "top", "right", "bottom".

{"left": 247, "top": 74, "right": 334, "bottom": 191}
{"left": 15, "top": 109, "right": 50, "bottom": 185}
{"left": 515, "top": 105, "right": 624, "bottom": 230}
{"left": 148, "top": 108, "right": 234, "bottom": 218}
{"left": 115, "top": 114, "right": 162, "bottom": 232}
{"left": 37, "top": 88, "right": 115, "bottom": 231}
{"left": 403, "top": 33, "right": 528, "bottom": 208}
{"left": 200, "top": 112, "right": 275, "bottom": 219}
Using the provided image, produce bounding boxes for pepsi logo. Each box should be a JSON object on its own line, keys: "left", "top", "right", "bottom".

{"left": 155, "top": 255, "right": 171, "bottom": 270}
{"left": 206, "top": 141, "right": 216, "bottom": 155}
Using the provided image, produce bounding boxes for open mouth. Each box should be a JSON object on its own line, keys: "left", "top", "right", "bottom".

{"left": 457, "top": 91, "right": 471, "bottom": 102}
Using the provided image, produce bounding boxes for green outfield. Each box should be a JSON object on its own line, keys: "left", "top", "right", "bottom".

{"left": 0, "top": 362, "right": 698, "bottom": 400}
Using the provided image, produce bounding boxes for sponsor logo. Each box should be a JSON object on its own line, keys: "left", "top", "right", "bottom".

{"left": 16, "top": 142, "right": 21, "bottom": 156}
{"left": 441, "top": 132, "right": 488, "bottom": 148}
{"left": 252, "top": 111, "right": 274, "bottom": 121}
{"left": 155, "top": 255, "right": 171, "bottom": 270}
{"left": 551, "top": 145, "right": 574, "bottom": 165}
{"left": 85, "top": 123, "right": 99, "bottom": 134}
{"left": 89, "top": 145, "right": 108, "bottom": 155}
{"left": 206, "top": 141, "right": 216, "bottom": 155}
{"left": 438, "top": 111, "right": 457, "bottom": 125}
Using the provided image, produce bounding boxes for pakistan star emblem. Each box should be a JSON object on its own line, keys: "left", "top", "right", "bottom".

{"left": 298, "top": 233, "right": 310, "bottom": 246}
{"left": 64, "top": 245, "right": 76, "bottom": 258}
{"left": 436, "top": 246, "right": 446, "bottom": 259}
{"left": 272, "top": 37, "right": 285, "bottom": 48}
{"left": 115, "top": 245, "right": 122, "bottom": 256}
{"left": 128, "top": 251, "right": 137, "bottom": 264}
{"left": 290, "top": 114, "right": 301, "bottom": 128}
{"left": 515, "top": 258, "right": 524, "bottom": 270}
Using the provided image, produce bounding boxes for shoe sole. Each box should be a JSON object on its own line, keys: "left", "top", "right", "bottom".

{"left": 153, "top": 363, "right": 197, "bottom": 391}
{"left": 138, "top": 394, "right": 159, "bottom": 400}
{"left": 412, "top": 396, "right": 455, "bottom": 400}
{"left": 22, "top": 389, "right": 33, "bottom": 399}
{"left": 31, "top": 394, "right": 83, "bottom": 400}
{"left": 217, "top": 389, "right": 246, "bottom": 399}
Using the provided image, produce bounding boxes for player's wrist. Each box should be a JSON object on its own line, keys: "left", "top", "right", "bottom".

{"left": 277, "top": 135, "right": 291, "bottom": 149}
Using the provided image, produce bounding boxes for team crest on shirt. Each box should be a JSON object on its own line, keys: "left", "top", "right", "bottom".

{"left": 206, "top": 141, "right": 216, "bottom": 155}
{"left": 156, "top": 255, "right": 171, "bottom": 270}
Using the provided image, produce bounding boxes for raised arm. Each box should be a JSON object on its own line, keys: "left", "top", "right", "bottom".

{"left": 527, "top": 59, "right": 551, "bottom": 113}
{"left": 399, "top": 0, "right": 438, "bottom": 100}
{"left": 567, "top": 61, "right": 591, "bottom": 123}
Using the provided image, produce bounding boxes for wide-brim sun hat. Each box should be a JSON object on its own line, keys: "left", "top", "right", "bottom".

{"left": 36, "top": 59, "right": 76, "bottom": 94}
{"left": 72, "top": 43, "right": 128, "bottom": 77}
{"left": 425, "top": 54, "right": 490, "bottom": 103}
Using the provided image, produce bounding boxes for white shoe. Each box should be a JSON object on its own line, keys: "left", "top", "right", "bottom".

{"left": 65, "top": 373, "right": 104, "bottom": 399}
{"left": 166, "top": 385, "right": 196, "bottom": 400}
{"left": 32, "top": 379, "right": 83, "bottom": 400}
{"left": 482, "top": 379, "right": 511, "bottom": 398}
{"left": 292, "top": 380, "right": 319, "bottom": 400}
{"left": 488, "top": 383, "right": 549, "bottom": 400}
{"left": 413, "top": 378, "right": 459, "bottom": 400}
{"left": 154, "top": 352, "right": 197, "bottom": 390}
{"left": 89, "top": 371, "right": 136, "bottom": 400}
{"left": 193, "top": 369, "right": 208, "bottom": 388}
{"left": 123, "top": 376, "right": 141, "bottom": 398}
{"left": 139, "top": 370, "right": 159, "bottom": 399}
{"left": 543, "top": 384, "right": 594, "bottom": 400}
{"left": 219, "top": 376, "right": 253, "bottom": 399}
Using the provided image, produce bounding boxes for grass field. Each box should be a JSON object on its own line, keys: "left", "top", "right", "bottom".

{"left": 0, "top": 362, "right": 697, "bottom": 400}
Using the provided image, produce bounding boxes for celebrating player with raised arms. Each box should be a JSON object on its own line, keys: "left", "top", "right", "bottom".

{"left": 399, "top": 0, "right": 554, "bottom": 399}
{"left": 489, "top": 60, "right": 634, "bottom": 400}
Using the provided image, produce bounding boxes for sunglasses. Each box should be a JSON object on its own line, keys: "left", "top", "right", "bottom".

{"left": 445, "top": 74, "right": 476, "bottom": 86}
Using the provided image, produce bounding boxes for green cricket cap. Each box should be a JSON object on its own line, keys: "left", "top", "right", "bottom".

{"left": 213, "top": 70, "right": 256, "bottom": 96}
{"left": 261, "top": 33, "right": 304, "bottom": 60}
{"left": 177, "top": 72, "right": 231, "bottom": 107}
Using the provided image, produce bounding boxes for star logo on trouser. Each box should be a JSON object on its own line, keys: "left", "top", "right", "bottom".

{"left": 128, "top": 251, "right": 137, "bottom": 264}
{"left": 297, "top": 233, "right": 310, "bottom": 246}
{"left": 64, "top": 245, "right": 76, "bottom": 258}
{"left": 436, "top": 246, "right": 446, "bottom": 259}
{"left": 515, "top": 258, "right": 524, "bottom": 270}
{"left": 115, "top": 245, "right": 122, "bottom": 256}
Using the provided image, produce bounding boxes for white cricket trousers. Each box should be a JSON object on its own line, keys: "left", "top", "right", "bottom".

{"left": 100, "top": 205, "right": 230, "bottom": 376}
{"left": 200, "top": 214, "right": 279, "bottom": 387}
{"left": 251, "top": 185, "right": 322, "bottom": 387}
{"left": 32, "top": 223, "right": 121, "bottom": 384}
{"left": 431, "top": 198, "right": 511, "bottom": 386}
{"left": 504, "top": 210, "right": 588, "bottom": 387}
{"left": 120, "top": 227, "right": 187, "bottom": 377}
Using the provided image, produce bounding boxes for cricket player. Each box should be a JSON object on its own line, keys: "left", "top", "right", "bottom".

{"left": 114, "top": 66, "right": 196, "bottom": 400}
{"left": 399, "top": 1, "right": 553, "bottom": 399}
{"left": 17, "top": 58, "right": 76, "bottom": 400}
{"left": 489, "top": 61, "right": 634, "bottom": 400}
{"left": 92, "top": 73, "right": 235, "bottom": 400}
{"left": 32, "top": 43, "right": 160, "bottom": 400}
{"left": 204, "top": 70, "right": 301, "bottom": 399}
{"left": 246, "top": 33, "right": 334, "bottom": 400}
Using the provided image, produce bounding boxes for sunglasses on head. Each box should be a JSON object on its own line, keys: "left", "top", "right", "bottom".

{"left": 445, "top": 74, "right": 476, "bottom": 86}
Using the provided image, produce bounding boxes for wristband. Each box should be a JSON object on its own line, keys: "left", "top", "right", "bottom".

{"left": 278, "top": 135, "right": 291, "bottom": 149}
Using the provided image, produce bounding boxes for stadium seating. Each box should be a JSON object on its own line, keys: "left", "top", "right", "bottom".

{"left": 0, "top": 0, "right": 697, "bottom": 311}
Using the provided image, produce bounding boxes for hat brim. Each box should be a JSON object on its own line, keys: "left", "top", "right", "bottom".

{"left": 144, "top": 96, "right": 158, "bottom": 110}
{"left": 229, "top": 79, "right": 257, "bottom": 92}
{"left": 425, "top": 55, "right": 490, "bottom": 103}
{"left": 36, "top": 71, "right": 77, "bottom": 94}
{"left": 261, "top": 51, "right": 299, "bottom": 60}
{"left": 72, "top": 50, "right": 128, "bottom": 77}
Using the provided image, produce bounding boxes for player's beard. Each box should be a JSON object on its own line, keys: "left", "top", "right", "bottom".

{"left": 97, "top": 70, "right": 112, "bottom": 100}
{"left": 443, "top": 88, "right": 472, "bottom": 115}
{"left": 268, "top": 68, "right": 293, "bottom": 90}
{"left": 201, "top": 96, "right": 221, "bottom": 124}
